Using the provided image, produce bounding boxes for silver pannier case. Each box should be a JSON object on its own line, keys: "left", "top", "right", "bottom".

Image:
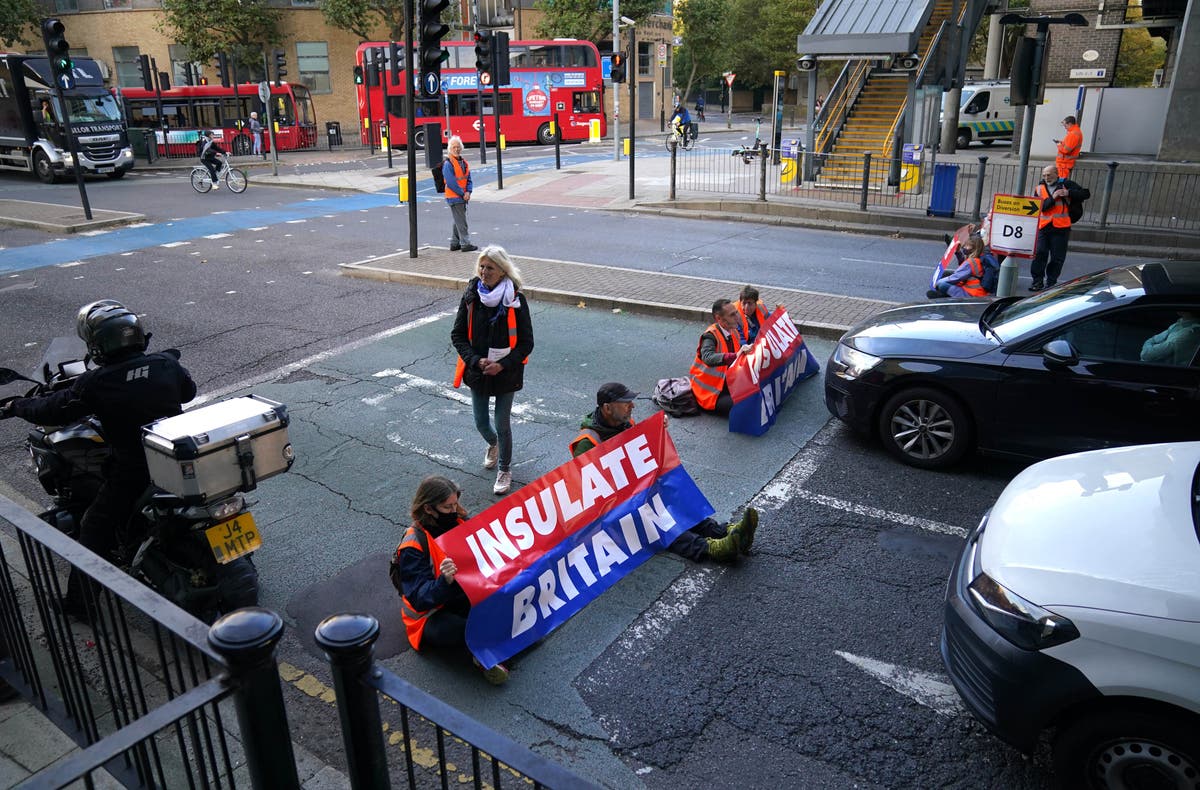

{"left": 142, "top": 395, "right": 294, "bottom": 504}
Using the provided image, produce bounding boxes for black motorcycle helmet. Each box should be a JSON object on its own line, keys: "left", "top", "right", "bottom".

{"left": 75, "top": 300, "right": 148, "bottom": 363}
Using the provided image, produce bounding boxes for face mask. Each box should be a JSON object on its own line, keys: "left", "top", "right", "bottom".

{"left": 434, "top": 510, "right": 459, "bottom": 531}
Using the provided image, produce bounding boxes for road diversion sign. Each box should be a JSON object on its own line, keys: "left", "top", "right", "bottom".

{"left": 989, "top": 193, "right": 1041, "bottom": 258}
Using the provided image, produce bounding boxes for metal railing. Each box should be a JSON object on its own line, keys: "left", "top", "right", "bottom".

{"left": 127, "top": 125, "right": 321, "bottom": 162}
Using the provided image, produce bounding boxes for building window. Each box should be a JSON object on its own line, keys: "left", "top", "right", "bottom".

{"left": 113, "top": 46, "right": 141, "bottom": 89}
{"left": 55, "top": 0, "right": 78, "bottom": 11}
{"left": 169, "top": 44, "right": 195, "bottom": 87}
{"left": 291, "top": 0, "right": 319, "bottom": 5}
{"left": 638, "top": 42, "right": 651, "bottom": 76}
{"left": 296, "top": 41, "right": 330, "bottom": 94}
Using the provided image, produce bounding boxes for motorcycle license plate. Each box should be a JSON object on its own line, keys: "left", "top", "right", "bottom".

{"left": 205, "top": 512, "right": 261, "bottom": 564}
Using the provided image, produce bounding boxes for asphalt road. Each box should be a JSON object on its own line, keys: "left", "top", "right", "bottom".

{"left": 0, "top": 172, "right": 1116, "bottom": 787}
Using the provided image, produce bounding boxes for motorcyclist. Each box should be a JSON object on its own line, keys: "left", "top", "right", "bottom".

{"left": 198, "top": 130, "right": 226, "bottom": 186}
{"left": 671, "top": 102, "right": 693, "bottom": 144}
{"left": 0, "top": 301, "right": 196, "bottom": 617}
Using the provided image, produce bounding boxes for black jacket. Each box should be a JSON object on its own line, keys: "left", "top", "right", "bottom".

{"left": 11, "top": 350, "right": 196, "bottom": 481}
{"left": 450, "top": 277, "right": 534, "bottom": 395}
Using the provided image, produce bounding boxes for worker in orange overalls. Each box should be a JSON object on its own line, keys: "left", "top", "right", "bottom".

{"left": 1054, "top": 116, "right": 1083, "bottom": 179}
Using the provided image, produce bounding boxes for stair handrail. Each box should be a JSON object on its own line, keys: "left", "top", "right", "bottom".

{"left": 815, "top": 59, "right": 870, "bottom": 154}
{"left": 882, "top": 6, "right": 963, "bottom": 154}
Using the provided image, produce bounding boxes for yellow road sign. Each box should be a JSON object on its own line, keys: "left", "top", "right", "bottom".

{"left": 992, "top": 194, "right": 1041, "bottom": 217}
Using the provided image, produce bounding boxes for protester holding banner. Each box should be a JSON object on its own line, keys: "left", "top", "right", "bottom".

{"left": 736, "top": 286, "right": 785, "bottom": 344}
{"left": 451, "top": 246, "right": 535, "bottom": 495}
{"left": 689, "top": 299, "right": 752, "bottom": 416}
{"left": 569, "top": 382, "right": 756, "bottom": 562}
{"left": 389, "top": 475, "right": 511, "bottom": 685}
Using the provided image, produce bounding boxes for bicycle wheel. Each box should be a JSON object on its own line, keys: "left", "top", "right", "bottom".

{"left": 665, "top": 134, "right": 677, "bottom": 152}
{"left": 225, "top": 168, "right": 248, "bottom": 193}
{"left": 190, "top": 169, "right": 212, "bottom": 193}
{"left": 682, "top": 134, "right": 696, "bottom": 151}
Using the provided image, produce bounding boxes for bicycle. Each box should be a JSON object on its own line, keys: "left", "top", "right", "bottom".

{"left": 665, "top": 121, "right": 697, "bottom": 152}
{"left": 191, "top": 153, "right": 247, "bottom": 194}
{"left": 732, "top": 117, "right": 768, "bottom": 164}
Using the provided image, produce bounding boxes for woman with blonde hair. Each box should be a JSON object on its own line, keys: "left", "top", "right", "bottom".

{"left": 450, "top": 246, "right": 534, "bottom": 495}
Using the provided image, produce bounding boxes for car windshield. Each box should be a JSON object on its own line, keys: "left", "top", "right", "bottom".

{"left": 65, "top": 92, "right": 122, "bottom": 124}
{"left": 989, "top": 269, "right": 1142, "bottom": 339}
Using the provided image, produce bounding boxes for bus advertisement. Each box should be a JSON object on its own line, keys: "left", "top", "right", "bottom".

{"left": 119, "top": 82, "right": 318, "bottom": 157}
{"left": 354, "top": 39, "right": 606, "bottom": 149}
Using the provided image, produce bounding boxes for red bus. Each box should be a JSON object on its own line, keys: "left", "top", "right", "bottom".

{"left": 354, "top": 39, "right": 606, "bottom": 149}
{"left": 119, "top": 82, "right": 318, "bottom": 156}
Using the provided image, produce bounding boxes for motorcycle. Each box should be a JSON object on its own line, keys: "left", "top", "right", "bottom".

{"left": 0, "top": 341, "right": 274, "bottom": 623}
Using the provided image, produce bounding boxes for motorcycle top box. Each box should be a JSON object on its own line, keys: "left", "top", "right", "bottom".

{"left": 142, "top": 395, "right": 294, "bottom": 505}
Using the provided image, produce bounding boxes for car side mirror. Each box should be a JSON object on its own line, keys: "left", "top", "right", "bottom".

{"left": 0, "top": 368, "right": 23, "bottom": 385}
{"left": 1042, "top": 339, "right": 1079, "bottom": 369}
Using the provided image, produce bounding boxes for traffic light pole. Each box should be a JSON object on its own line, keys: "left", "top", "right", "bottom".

{"left": 492, "top": 79, "right": 503, "bottom": 190}
{"left": 404, "top": 0, "right": 418, "bottom": 257}
{"left": 43, "top": 19, "right": 91, "bottom": 219}
{"left": 612, "top": 0, "right": 620, "bottom": 162}
{"left": 53, "top": 84, "right": 91, "bottom": 220}
{"left": 261, "top": 53, "right": 279, "bottom": 176}
{"left": 628, "top": 27, "right": 635, "bottom": 200}
{"left": 381, "top": 50, "right": 393, "bottom": 169}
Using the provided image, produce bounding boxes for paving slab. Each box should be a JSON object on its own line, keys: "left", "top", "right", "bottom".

{"left": 0, "top": 199, "right": 145, "bottom": 233}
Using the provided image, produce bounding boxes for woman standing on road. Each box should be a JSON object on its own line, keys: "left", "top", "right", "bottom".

{"left": 451, "top": 246, "right": 534, "bottom": 495}
{"left": 389, "top": 475, "right": 509, "bottom": 684}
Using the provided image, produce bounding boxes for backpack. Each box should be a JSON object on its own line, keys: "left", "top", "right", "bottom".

{"left": 979, "top": 252, "right": 1000, "bottom": 294}
{"left": 652, "top": 377, "right": 699, "bottom": 417}
{"left": 431, "top": 159, "right": 446, "bottom": 194}
{"left": 1068, "top": 184, "right": 1091, "bottom": 223}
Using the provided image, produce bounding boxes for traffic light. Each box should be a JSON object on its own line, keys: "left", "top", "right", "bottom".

{"left": 474, "top": 30, "right": 494, "bottom": 84}
{"left": 158, "top": 70, "right": 171, "bottom": 91}
{"left": 272, "top": 49, "right": 287, "bottom": 86}
{"left": 215, "top": 52, "right": 230, "bottom": 88}
{"left": 390, "top": 41, "right": 403, "bottom": 86}
{"left": 183, "top": 63, "right": 193, "bottom": 86}
{"left": 41, "top": 19, "right": 72, "bottom": 82}
{"left": 610, "top": 52, "right": 625, "bottom": 84}
{"left": 353, "top": 65, "right": 364, "bottom": 85}
{"left": 493, "top": 31, "right": 510, "bottom": 86}
{"left": 137, "top": 53, "right": 153, "bottom": 91}
{"left": 418, "top": 0, "right": 450, "bottom": 98}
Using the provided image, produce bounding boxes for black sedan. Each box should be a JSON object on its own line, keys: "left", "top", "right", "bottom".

{"left": 824, "top": 260, "right": 1200, "bottom": 468}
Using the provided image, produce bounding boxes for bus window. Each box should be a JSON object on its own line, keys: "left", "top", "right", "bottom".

{"left": 293, "top": 85, "right": 316, "bottom": 125}
{"left": 194, "top": 101, "right": 220, "bottom": 128}
{"left": 271, "top": 96, "right": 295, "bottom": 126}
{"left": 126, "top": 102, "right": 159, "bottom": 128}
{"left": 561, "top": 45, "right": 596, "bottom": 67}
{"left": 572, "top": 90, "right": 600, "bottom": 114}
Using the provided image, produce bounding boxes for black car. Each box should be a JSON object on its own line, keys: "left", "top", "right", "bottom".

{"left": 824, "top": 261, "right": 1200, "bottom": 468}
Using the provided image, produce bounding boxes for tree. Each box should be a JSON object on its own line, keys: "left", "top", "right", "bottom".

{"left": 0, "top": 0, "right": 41, "bottom": 49}
{"left": 724, "top": 0, "right": 817, "bottom": 87}
{"left": 1114, "top": 27, "right": 1166, "bottom": 86}
{"left": 321, "top": 0, "right": 404, "bottom": 43}
{"left": 673, "top": 0, "right": 726, "bottom": 102}
{"left": 158, "top": 0, "right": 283, "bottom": 66}
{"left": 533, "top": 0, "right": 663, "bottom": 44}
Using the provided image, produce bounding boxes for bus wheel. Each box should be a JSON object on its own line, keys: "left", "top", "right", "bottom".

{"left": 537, "top": 123, "right": 554, "bottom": 145}
{"left": 413, "top": 127, "right": 426, "bottom": 150}
{"left": 232, "top": 135, "right": 252, "bottom": 156}
{"left": 33, "top": 150, "right": 58, "bottom": 184}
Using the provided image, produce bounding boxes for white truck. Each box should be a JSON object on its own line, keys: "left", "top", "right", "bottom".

{"left": 0, "top": 53, "right": 134, "bottom": 183}
{"left": 942, "top": 80, "right": 1014, "bottom": 149}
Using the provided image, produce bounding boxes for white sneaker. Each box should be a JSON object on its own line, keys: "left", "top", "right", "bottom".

{"left": 212, "top": 182, "right": 220, "bottom": 190}
{"left": 483, "top": 444, "right": 498, "bottom": 469}
{"left": 493, "top": 470, "right": 511, "bottom": 495}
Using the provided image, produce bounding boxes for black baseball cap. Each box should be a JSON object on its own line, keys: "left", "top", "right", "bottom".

{"left": 597, "top": 382, "right": 638, "bottom": 405}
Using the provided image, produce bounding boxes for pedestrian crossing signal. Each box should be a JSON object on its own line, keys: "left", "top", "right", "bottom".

{"left": 353, "top": 65, "right": 364, "bottom": 85}
{"left": 611, "top": 53, "right": 625, "bottom": 83}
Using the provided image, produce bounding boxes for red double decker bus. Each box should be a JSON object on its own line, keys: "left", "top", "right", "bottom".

{"left": 119, "top": 82, "right": 318, "bottom": 156}
{"left": 354, "top": 39, "right": 606, "bottom": 149}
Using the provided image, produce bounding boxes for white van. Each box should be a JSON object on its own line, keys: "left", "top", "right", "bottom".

{"left": 942, "top": 81, "right": 1014, "bottom": 148}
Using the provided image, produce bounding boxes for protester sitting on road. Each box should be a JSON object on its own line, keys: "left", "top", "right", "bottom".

{"left": 1140, "top": 311, "right": 1200, "bottom": 366}
{"left": 927, "top": 237, "right": 990, "bottom": 298}
{"left": 568, "top": 382, "right": 757, "bottom": 563}
{"left": 689, "top": 299, "right": 753, "bottom": 416}
{"left": 735, "top": 285, "right": 785, "bottom": 344}
{"left": 389, "top": 475, "right": 509, "bottom": 685}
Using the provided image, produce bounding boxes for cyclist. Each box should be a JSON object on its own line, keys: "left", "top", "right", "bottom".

{"left": 671, "top": 102, "right": 693, "bottom": 145}
{"left": 198, "top": 131, "right": 227, "bottom": 188}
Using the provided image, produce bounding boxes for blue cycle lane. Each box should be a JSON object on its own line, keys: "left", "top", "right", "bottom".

{"left": 0, "top": 148, "right": 658, "bottom": 276}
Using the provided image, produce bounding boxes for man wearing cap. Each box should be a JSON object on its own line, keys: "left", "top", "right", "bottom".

{"left": 568, "top": 382, "right": 758, "bottom": 564}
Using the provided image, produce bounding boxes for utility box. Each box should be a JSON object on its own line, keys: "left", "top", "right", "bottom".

{"left": 142, "top": 395, "right": 294, "bottom": 505}
{"left": 927, "top": 163, "right": 959, "bottom": 217}
{"left": 326, "top": 121, "right": 343, "bottom": 148}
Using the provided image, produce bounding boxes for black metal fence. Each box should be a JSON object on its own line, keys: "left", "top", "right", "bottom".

{"left": 667, "top": 141, "right": 1200, "bottom": 233}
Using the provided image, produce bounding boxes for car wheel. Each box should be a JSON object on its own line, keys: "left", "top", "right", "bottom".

{"left": 1053, "top": 710, "right": 1200, "bottom": 790}
{"left": 956, "top": 130, "right": 971, "bottom": 149}
{"left": 877, "top": 387, "right": 971, "bottom": 468}
{"left": 537, "top": 122, "right": 554, "bottom": 145}
{"left": 33, "top": 150, "right": 57, "bottom": 184}
{"left": 106, "top": 169, "right": 127, "bottom": 180}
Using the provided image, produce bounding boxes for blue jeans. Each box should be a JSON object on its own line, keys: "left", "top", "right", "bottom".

{"left": 471, "top": 389, "right": 514, "bottom": 471}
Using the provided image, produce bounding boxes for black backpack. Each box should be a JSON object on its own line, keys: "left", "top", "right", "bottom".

{"left": 1067, "top": 183, "right": 1091, "bottom": 223}
{"left": 431, "top": 158, "right": 446, "bottom": 194}
{"left": 979, "top": 252, "right": 1000, "bottom": 294}
{"left": 652, "top": 377, "right": 699, "bottom": 417}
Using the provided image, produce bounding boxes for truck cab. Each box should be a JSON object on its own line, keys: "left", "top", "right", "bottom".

{"left": 942, "top": 81, "right": 1014, "bottom": 149}
{"left": 0, "top": 54, "right": 135, "bottom": 183}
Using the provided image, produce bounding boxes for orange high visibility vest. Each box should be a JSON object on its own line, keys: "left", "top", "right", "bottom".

{"left": 736, "top": 300, "right": 769, "bottom": 343}
{"left": 568, "top": 416, "right": 637, "bottom": 457}
{"left": 395, "top": 524, "right": 450, "bottom": 650}
{"left": 1056, "top": 125, "right": 1082, "bottom": 175}
{"left": 452, "top": 300, "right": 524, "bottom": 387}
{"left": 958, "top": 257, "right": 987, "bottom": 297}
{"left": 1035, "top": 183, "right": 1071, "bottom": 229}
{"left": 688, "top": 323, "right": 740, "bottom": 410}
{"left": 444, "top": 156, "right": 469, "bottom": 198}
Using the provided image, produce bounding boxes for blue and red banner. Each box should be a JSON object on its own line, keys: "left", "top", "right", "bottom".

{"left": 726, "top": 310, "right": 821, "bottom": 436}
{"left": 435, "top": 412, "right": 714, "bottom": 669}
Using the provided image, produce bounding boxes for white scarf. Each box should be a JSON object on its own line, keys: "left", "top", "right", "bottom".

{"left": 477, "top": 277, "right": 520, "bottom": 309}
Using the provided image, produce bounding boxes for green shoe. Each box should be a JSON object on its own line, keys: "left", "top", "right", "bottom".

{"left": 727, "top": 507, "right": 759, "bottom": 555}
{"left": 705, "top": 530, "right": 741, "bottom": 563}
{"left": 473, "top": 657, "right": 510, "bottom": 685}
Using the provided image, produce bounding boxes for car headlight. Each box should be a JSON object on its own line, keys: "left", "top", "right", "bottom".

{"left": 967, "top": 567, "right": 1079, "bottom": 651}
{"left": 831, "top": 343, "right": 882, "bottom": 380}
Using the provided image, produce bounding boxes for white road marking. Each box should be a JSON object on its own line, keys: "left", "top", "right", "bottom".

{"left": 366, "top": 369, "right": 574, "bottom": 421}
{"left": 55, "top": 261, "right": 84, "bottom": 268}
{"left": 385, "top": 433, "right": 464, "bottom": 466}
{"left": 286, "top": 219, "right": 306, "bottom": 224}
{"left": 192, "top": 311, "right": 453, "bottom": 405}
{"left": 795, "top": 491, "right": 968, "bottom": 538}
{"left": 835, "top": 651, "right": 964, "bottom": 716}
{"left": 79, "top": 229, "right": 109, "bottom": 236}
{"left": 161, "top": 241, "right": 190, "bottom": 248}
{"left": 841, "top": 257, "right": 929, "bottom": 270}
{"left": 204, "top": 233, "right": 231, "bottom": 239}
